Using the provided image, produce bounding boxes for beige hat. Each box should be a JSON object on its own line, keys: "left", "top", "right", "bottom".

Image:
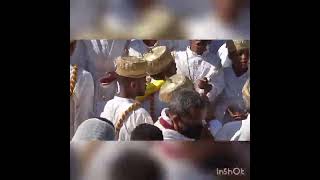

{"left": 143, "top": 46, "right": 174, "bottom": 75}
{"left": 226, "top": 40, "right": 250, "bottom": 53}
{"left": 115, "top": 56, "right": 148, "bottom": 78}
{"left": 159, "top": 74, "right": 194, "bottom": 103}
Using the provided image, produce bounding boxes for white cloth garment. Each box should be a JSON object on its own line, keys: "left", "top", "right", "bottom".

{"left": 217, "top": 43, "right": 232, "bottom": 68}
{"left": 128, "top": 40, "right": 178, "bottom": 57}
{"left": 154, "top": 108, "right": 194, "bottom": 141}
{"left": 174, "top": 46, "right": 225, "bottom": 102}
{"left": 215, "top": 114, "right": 250, "bottom": 141}
{"left": 214, "top": 67, "right": 249, "bottom": 124}
{"left": 100, "top": 96, "right": 153, "bottom": 141}
{"left": 70, "top": 40, "right": 129, "bottom": 116}
{"left": 70, "top": 65, "right": 95, "bottom": 140}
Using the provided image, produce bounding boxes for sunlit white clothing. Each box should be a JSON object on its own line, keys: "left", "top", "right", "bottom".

{"left": 214, "top": 67, "right": 249, "bottom": 123}
{"left": 70, "top": 40, "right": 129, "bottom": 116}
{"left": 100, "top": 96, "right": 153, "bottom": 141}
{"left": 174, "top": 46, "right": 225, "bottom": 102}
{"left": 70, "top": 65, "right": 94, "bottom": 140}
{"left": 215, "top": 114, "right": 250, "bottom": 141}
{"left": 217, "top": 43, "right": 232, "bottom": 68}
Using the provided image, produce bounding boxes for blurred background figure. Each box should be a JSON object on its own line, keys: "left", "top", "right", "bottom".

{"left": 70, "top": 40, "right": 95, "bottom": 140}
{"left": 183, "top": 0, "right": 250, "bottom": 39}
{"left": 71, "top": 118, "right": 115, "bottom": 142}
{"left": 70, "top": 0, "right": 249, "bottom": 39}
{"left": 75, "top": 142, "right": 249, "bottom": 180}
{"left": 110, "top": 149, "right": 165, "bottom": 180}
{"left": 70, "top": 147, "right": 80, "bottom": 180}
{"left": 131, "top": 123, "right": 164, "bottom": 140}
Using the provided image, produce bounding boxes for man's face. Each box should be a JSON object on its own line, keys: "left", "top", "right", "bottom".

{"left": 134, "top": 77, "right": 147, "bottom": 96}
{"left": 229, "top": 48, "right": 249, "bottom": 70}
{"left": 190, "top": 40, "right": 211, "bottom": 55}
{"left": 165, "top": 61, "right": 177, "bottom": 78}
{"left": 174, "top": 107, "right": 207, "bottom": 140}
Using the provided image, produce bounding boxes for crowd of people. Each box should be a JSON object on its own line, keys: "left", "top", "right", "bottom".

{"left": 70, "top": 141, "right": 250, "bottom": 180}
{"left": 70, "top": 39, "right": 250, "bottom": 141}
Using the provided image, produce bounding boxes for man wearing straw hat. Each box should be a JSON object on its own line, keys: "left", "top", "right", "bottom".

{"left": 214, "top": 40, "right": 250, "bottom": 124}
{"left": 100, "top": 56, "right": 153, "bottom": 140}
{"left": 135, "top": 45, "right": 177, "bottom": 121}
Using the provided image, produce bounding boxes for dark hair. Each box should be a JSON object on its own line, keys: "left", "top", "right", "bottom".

{"left": 110, "top": 150, "right": 164, "bottom": 180}
{"left": 168, "top": 89, "right": 206, "bottom": 118}
{"left": 131, "top": 124, "right": 163, "bottom": 141}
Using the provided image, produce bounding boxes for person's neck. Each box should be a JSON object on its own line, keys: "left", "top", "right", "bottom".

{"left": 232, "top": 65, "right": 248, "bottom": 77}
{"left": 117, "top": 90, "right": 136, "bottom": 100}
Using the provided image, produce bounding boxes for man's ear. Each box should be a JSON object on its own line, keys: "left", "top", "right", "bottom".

{"left": 168, "top": 111, "right": 181, "bottom": 131}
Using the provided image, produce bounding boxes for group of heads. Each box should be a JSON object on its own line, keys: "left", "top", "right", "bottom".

{"left": 115, "top": 44, "right": 177, "bottom": 98}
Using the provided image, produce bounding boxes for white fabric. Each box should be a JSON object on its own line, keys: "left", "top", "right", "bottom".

{"left": 214, "top": 67, "right": 249, "bottom": 123}
{"left": 182, "top": 8, "right": 250, "bottom": 39}
{"left": 154, "top": 108, "right": 194, "bottom": 141}
{"left": 215, "top": 114, "right": 250, "bottom": 141}
{"left": 128, "top": 40, "right": 180, "bottom": 57}
{"left": 174, "top": 46, "right": 225, "bottom": 102}
{"left": 217, "top": 43, "right": 232, "bottom": 68}
{"left": 70, "top": 40, "right": 129, "bottom": 117}
{"left": 70, "top": 65, "right": 94, "bottom": 140}
{"left": 100, "top": 96, "right": 153, "bottom": 141}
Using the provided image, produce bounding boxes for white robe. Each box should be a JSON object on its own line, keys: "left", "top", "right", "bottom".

{"left": 100, "top": 96, "right": 153, "bottom": 141}
{"left": 70, "top": 40, "right": 129, "bottom": 116}
{"left": 214, "top": 67, "right": 249, "bottom": 124}
{"left": 70, "top": 65, "right": 95, "bottom": 140}
{"left": 215, "top": 114, "right": 250, "bottom": 141}
{"left": 174, "top": 46, "right": 225, "bottom": 102}
{"left": 217, "top": 43, "right": 232, "bottom": 68}
{"left": 154, "top": 108, "right": 194, "bottom": 141}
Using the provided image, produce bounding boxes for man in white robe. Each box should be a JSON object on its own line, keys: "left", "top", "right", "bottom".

{"left": 70, "top": 40, "right": 95, "bottom": 140}
{"left": 100, "top": 56, "right": 153, "bottom": 140}
{"left": 214, "top": 40, "right": 250, "bottom": 124}
{"left": 174, "top": 40, "right": 225, "bottom": 103}
{"left": 154, "top": 89, "right": 207, "bottom": 141}
{"left": 215, "top": 79, "right": 250, "bottom": 141}
{"left": 70, "top": 40, "right": 129, "bottom": 116}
